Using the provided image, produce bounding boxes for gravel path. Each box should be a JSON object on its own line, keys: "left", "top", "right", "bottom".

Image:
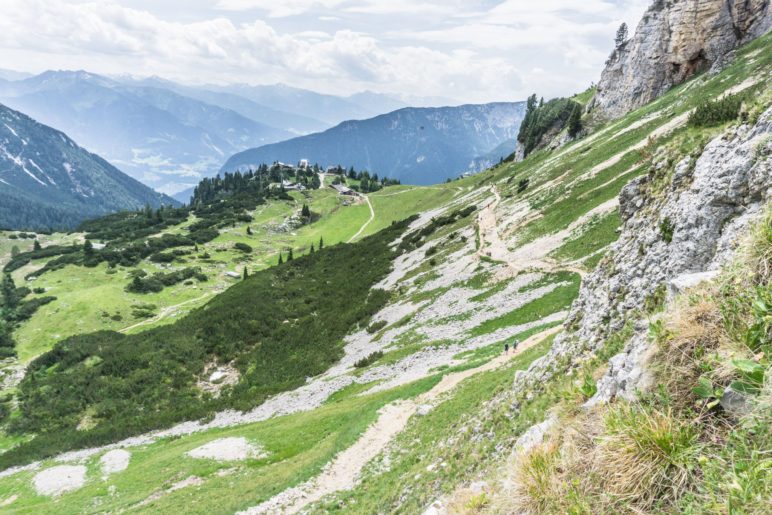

{"left": 239, "top": 326, "right": 559, "bottom": 514}
{"left": 347, "top": 195, "right": 375, "bottom": 243}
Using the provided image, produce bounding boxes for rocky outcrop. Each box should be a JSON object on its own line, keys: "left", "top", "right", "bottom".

{"left": 595, "top": 0, "right": 771, "bottom": 119}
{"left": 514, "top": 106, "right": 771, "bottom": 403}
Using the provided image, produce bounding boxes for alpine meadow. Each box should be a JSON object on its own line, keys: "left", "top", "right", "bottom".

{"left": 0, "top": 1, "right": 769, "bottom": 513}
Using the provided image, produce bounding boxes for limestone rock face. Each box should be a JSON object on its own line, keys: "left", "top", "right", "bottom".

{"left": 513, "top": 107, "right": 771, "bottom": 403}
{"left": 595, "top": 0, "right": 771, "bottom": 119}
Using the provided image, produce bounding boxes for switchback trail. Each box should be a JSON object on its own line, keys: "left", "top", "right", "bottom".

{"left": 240, "top": 325, "right": 561, "bottom": 514}
{"left": 476, "top": 186, "right": 589, "bottom": 278}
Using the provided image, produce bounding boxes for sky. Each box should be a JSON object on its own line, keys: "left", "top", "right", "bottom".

{"left": 0, "top": 0, "right": 650, "bottom": 104}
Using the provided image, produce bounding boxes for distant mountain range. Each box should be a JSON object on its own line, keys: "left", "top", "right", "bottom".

{"left": 0, "top": 68, "right": 521, "bottom": 196}
{"left": 0, "top": 102, "right": 176, "bottom": 230}
{"left": 0, "top": 71, "right": 424, "bottom": 196}
{"left": 0, "top": 71, "right": 295, "bottom": 196}
{"left": 221, "top": 102, "right": 527, "bottom": 185}
{"left": 204, "top": 83, "right": 409, "bottom": 127}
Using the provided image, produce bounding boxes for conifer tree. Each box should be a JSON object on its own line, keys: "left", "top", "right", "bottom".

{"left": 278, "top": 253, "right": 283, "bottom": 265}
{"left": 287, "top": 248, "right": 294, "bottom": 261}
{"left": 319, "top": 236, "right": 324, "bottom": 249}
{"left": 1, "top": 274, "right": 18, "bottom": 309}
{"left": 310, "top": 243, "right": 315, "bottom": 253}
{"left": 33, "top": 240, "right": 41, "bottom": 251}
{"left": 615, "top": 23, "right": 629, "bottom": 47}
{"left": 568, "top": 103, "right": 583, "bottom": 138}
{"left": 243, "top": 267, "right": 249, "bottom": 279}
{"left": 246, "top": 226, "right": 253, "bottom": 235}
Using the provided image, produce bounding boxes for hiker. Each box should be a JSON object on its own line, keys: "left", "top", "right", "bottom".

{"left": 504, "top": 343, "right": 509, "bottom": 355}
{"left": 513, "top": 339, "right": 519, "bottom": 350}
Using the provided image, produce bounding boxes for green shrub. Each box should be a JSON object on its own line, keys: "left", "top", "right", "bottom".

{"left": 125, "top": 267, "right": 205, "bottom": 294}
{"left": 149, "top": 252, "right": 177, "bottom": 263}
{"left": 367, "top": 320, "right": 388, "bottom": 334}
{"left": 234, "top": 242, "right": 253, "bottom": 253}
{"left": 660, "top": 217, "right": 675, "bottom": 243}
{"left": 688, "top": 93, "right": 746, "bottom": 128}
{"left": 354, "top": 351, "right": 384, "bottom": 368}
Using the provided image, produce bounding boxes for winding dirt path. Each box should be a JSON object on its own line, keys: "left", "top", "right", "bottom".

{"left": 240, "top": 326, "right": 561, "bottom": 515}
{"left": 476, "top": 186, "right": 593, "bottom": 278}
{"left": 119, "top": 292, "right": 214, "bottom": 333}
{"left": 347, "top": 195, "right": 375, "bottom": 243}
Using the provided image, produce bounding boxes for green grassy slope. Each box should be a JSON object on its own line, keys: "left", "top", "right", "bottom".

{"left": 0, "top": 182, "right": 460, "bottom": 364}
{"left": 0, "top": 31, "right": 767, "bottom": 515}
{"left": 0, "top": 218, "right": 413, "bottom": 468}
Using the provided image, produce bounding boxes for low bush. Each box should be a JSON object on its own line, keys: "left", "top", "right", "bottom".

{"left": 688, "top": 93, "right": 746, "bottom": 128}
{"left": 366, "top": 320, "right": 388, "bottom": 334}
{"left": 125, "top": 267, "right": 206, "bottom": 294}
{"left": 354, "top": 351, "right": 384, "bottom": 368}
{"left": 660, "top": 217, "right": 675, "bottom": 243}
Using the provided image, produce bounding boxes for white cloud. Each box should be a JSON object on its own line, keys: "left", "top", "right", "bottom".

{"left": 215, "top": 0, "right": 347, "bottom": 17}
{"left": 0, "top": 0, "right": 651, "bottom": 103}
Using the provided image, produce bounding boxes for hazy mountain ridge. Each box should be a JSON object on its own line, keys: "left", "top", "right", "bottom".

{"left": 0, "top": 71, "right": 291, "bottom": 195}
{"left": 0, "top": 102, "right": 175, "bottom": 230}
{"left": 206, "top": 83, "right": 403, "bottom": 126}
{"left": 222, "top": 102, "right": 527, "bottom": 185}
{"left": 113, "top": 76, "right": 331, "bottom": 135}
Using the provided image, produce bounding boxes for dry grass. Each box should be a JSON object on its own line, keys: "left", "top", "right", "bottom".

{"left": 507, "top": 381, "right": 745, "bottom": 512}
{"left": 505, "top": 403, "right": 700, "bottom": 514}
{"left": 444, "top": 489, "right": 493, "bottom": 514}
{"left": 594, "top": 404, "right": 700, "bottom": 509}
{"left": 654, "top": 294, "right": 730, "bottom": 406}
{"left": 510, "top": 440, "right": 567, "bottom": 513}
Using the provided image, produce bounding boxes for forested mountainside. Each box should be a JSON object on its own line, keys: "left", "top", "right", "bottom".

{"left": 0, "top": 1, "right": 768, "bottom": 513}
{"left": 221, "top": 102, "right": 527, "bottom": 185}
{"left": 0, "top": 103, "right": 175, "bottom": 231}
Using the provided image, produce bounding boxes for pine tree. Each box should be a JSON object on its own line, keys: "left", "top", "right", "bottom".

{"left": 243, "top": 267, "right": 249, "bottom": 279}
{"left": 301, "top": 204, "right": 311, "bottom": 218}
{"left": 310, "top": 243, "right": 315, "bottom": 254}
{"left": 287, "top": 248, "right": 294, "bottom": 261}
{"left": 130, "top": 276, "right": 143, "bottom": 293}
{"left": 1, "top": 274, "right": 18, "bottom": 309}
{"left": 246, "top": 226, "right": 253, "bottom": 235}
{"left": 0, "top": 322, "right": 14, "bottom": 350}
{"left": 568, "top": 103, "right": 583, "bottom": 138}
{"left": 278, "top": 253, "right": 284, "bottom": 265}
{"left": 319, "top": 236, "right": 324, "bottom": 249}
{"left": 33, "top": 240, "right": 41, "bottom": 251}
{"left": 83, "top": 239, "right": 94, "bottom": 255}
{"left": 615, "top": 23, "right": 628, "bottom": 47}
